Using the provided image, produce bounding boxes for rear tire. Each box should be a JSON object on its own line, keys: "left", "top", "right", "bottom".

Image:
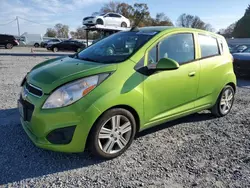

{"left": 52, "top": 47, "right": 58, "bottom": 52}
{"left": 88, "top": 108, "right": 136, "bottom": 159}
{"left": 5, "top": 43, "right": 13, "bottom": 49}
{"left": 34, "top": 43, "right": 39, "bottom": 48}
{"left": 96, "top": 19, "right": 104, "bottom": 25}
{"left": 121, "top": 22, "right": 127, "bottom": 27}
{"left": 211, "top": 85, "right": 235, "bottom": 117}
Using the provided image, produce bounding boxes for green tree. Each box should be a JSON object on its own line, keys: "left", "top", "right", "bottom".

{"left": 218, "top": 22, "right": 236, "bottom": 38}
{"left": 55, "top": 23, "right": 69, "bottom": 38}
{"left": 177, "top": 13, "right": 213, "bottom": 31}
{"left": 44, "top": 28, "right": 57, "bottom": 37}
{"left": 233, "top": 4, "right": 250, "bottom": 38}
{"left": 151, "top": 13, "right": 173, "bottom": 26}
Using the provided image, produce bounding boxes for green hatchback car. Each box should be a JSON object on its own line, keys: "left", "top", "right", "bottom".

{"left": 19, "top": 27, "right": 236, "bottom": 159}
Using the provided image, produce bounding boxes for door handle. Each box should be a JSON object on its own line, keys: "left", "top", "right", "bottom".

{"left": 188, "top": 72, "right": 196, "bottom": 77}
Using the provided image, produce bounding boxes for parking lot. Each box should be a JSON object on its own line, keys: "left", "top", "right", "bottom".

{"left": 0, "top": 47, "right": 73, "bottom": 54}
{"left": 0, "top": 55, "right": 250, "bottom": 187}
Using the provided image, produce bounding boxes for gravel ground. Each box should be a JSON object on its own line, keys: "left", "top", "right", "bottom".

{"left": 0, "top": 56, "right": 250, "bottom": 187}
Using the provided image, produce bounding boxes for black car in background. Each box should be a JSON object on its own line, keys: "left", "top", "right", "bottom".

{"left": 0, "top": 34, "right": 19, "bottom": 49}
{"left": 233, "top": 53, "right": 250, "bottom": 78}
{"left": 230, "top": 44, "right": 250, "bottom": 53}
{"left": 41, "top": 38, "right": 62, "bottom": 48}
{"left": 47, "top": 40, "right": 86, "bottom": 52}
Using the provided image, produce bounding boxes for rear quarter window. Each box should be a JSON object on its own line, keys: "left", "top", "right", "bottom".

{"left": 198, "top": 34, "right": 220, "bottom": 58}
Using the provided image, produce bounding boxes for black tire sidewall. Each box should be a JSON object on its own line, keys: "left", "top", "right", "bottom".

{"left": 88, "top": 108, "right": 136, "bottom": 159}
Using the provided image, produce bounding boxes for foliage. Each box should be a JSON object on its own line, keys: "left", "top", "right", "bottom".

{"left": 70, "top": 27, "right": 100, "bottom": 40}
{"left": 233, "top": 4, "right": 250, "bottom": 38}
{"left": 44, "top": 28, "right": 56, "bottom": 37}
{"left": 45, "top": 24, "right": 69, "bottom": 38}
{"left": 54, "top": 23, "right": 69, "bottom": 38}
{"left": 150, "top": 13, "right": 173, "bottom": 26}
{"left": 177, "top": 13, "right": 213, "bottom": 31}
{"left": 218, "top": 22, "right": 236, "bottom": 38}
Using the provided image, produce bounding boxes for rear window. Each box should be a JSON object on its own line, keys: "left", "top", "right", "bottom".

{"left": 198, "top": 34, "right": 219, "bottom": 58}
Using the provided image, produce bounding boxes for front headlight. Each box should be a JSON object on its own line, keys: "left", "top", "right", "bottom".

{"left": 42, "top": 73, "right": 110, "bottom": 109}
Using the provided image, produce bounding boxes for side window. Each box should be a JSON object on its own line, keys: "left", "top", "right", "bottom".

{"left": 113, "top": 14, "right": 121, "bottom": 18}
{"left": 159, "top": 33, "right": 195, "bottom": 64}
{"left": 148, "top": 45, "right": 157, "bottom": 64}
{"left": 198, "top": 34, "right": 219, "bottom": 58}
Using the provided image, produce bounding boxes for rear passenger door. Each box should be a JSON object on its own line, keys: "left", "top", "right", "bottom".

{"left": 195, "top": 34, "right": 224, "bottom": 108}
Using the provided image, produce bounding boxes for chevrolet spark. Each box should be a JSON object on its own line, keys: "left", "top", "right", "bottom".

{"left": 19, "top": 27, "right": 236, "bottom": 159}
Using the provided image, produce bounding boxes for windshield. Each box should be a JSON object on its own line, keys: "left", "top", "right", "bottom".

{"left": 75, "top": 31, "right": 158, "bottom": 63}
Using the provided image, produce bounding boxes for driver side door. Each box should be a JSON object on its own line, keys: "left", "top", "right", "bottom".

{"left": 143, "top": 33, "right": 200, "bottom": 126}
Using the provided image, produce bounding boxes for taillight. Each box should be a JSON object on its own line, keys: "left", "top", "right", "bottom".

{"left": 14, "top": 39, "right": 19, "bottom": 45}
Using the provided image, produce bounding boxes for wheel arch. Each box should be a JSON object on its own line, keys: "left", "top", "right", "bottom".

{"left": 85, "top": 104, "right": 141, "bottom": 150}
{"left": 96, "top": 18, "right": 104, "bottom": 25}
{"left": 227, "top": 82, "right": 236, "bottom": 92}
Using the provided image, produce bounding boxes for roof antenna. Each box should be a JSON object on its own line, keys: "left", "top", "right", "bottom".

{"left": 130, "top": 11, "right": 145, "bottom": 31}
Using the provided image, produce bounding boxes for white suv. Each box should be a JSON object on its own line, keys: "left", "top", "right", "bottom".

{"left": 83, "top": 13, "right": 130, "bottom": 28}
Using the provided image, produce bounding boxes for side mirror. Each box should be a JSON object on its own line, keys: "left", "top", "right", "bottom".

{"left": 156, "top": 58, "right": 179, "bottom": 70}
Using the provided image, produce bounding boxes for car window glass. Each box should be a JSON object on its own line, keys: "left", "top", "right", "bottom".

{"left": 77, "top": 31, "right": 157, "bottom": 64}
{"left": 198, "top": 34, "right": 219, "bottom": 58}
{"left": 243, "top": 48, "right": 250, "bottom": 53}
{"left": 159, "top": 33, "right": 195, "bottom": 64}
{"left": 148, "top": 46, "right": 157, "bottom": 64}
{"left": 113, "top": 14, "right": 121, "bottom": 18}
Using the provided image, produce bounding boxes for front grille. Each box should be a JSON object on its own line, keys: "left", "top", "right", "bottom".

{"left": 25, "top": 82, "right": 43, "bottom": 97}
{"left": 19, "top": 96, "right": 34, "bottom": 122}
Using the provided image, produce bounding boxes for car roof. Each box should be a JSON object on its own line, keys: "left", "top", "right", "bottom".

{"left": 138, "top": 26, "right": 222, "bottom": 38}
{"left": 0, "top": 34, "right": 14, "bottom": 37}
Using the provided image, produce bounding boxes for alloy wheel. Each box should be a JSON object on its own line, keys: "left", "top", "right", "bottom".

{"left": 220, "top": 88, "right": 234, "bottom": 115}
{"left": 98, "top": 115, "right": 132, "bottom": 154}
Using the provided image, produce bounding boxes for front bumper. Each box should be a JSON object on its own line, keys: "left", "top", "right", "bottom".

{"left": 19, "top": 92, "right": 101, "bottom": 153}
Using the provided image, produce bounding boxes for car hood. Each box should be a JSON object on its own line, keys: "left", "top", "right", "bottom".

{"left": 27, "top": 56, "right": 117, "bottom": 94}
{"left": 233, "top": 53, "right": 250, "bottom": 61}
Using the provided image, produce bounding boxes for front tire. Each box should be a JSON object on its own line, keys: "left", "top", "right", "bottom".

{"left": 96, "top": 19, "right": 104, "bottom": 25}
{"left": 88, "top": 108, "right": 136, "bottom": 159}
{"left": 211, "top": 85, "right": 235, "bottom": 117}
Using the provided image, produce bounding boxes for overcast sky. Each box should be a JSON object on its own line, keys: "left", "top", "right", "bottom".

{"left": 0, "top": 0, "right": 249, "bottom": 36}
